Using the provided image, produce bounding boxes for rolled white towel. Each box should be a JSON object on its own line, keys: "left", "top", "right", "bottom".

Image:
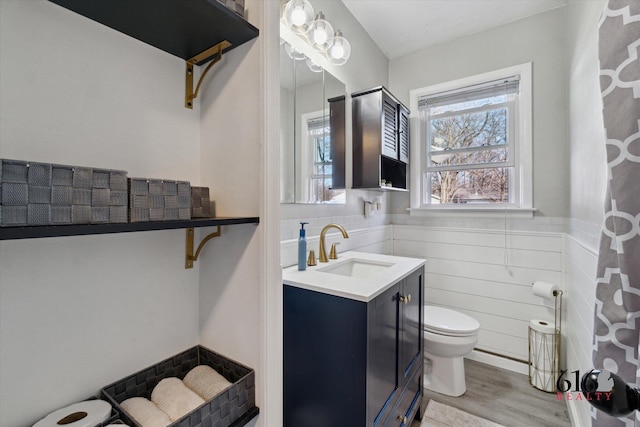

{"left": 151, "top": 377, "right": 205, "bottom": 422}
{"left": 121, "top": 397, "right": 171, "bottom": 427}
{"left": 183, "top": 365, "right": 232, "bottom": 400}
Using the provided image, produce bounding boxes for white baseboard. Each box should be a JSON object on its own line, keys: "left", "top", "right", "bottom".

{"left": 566, "top": 399, "right": 589, "bottom": 427}
{"left": 466, "top": 349, "right": 529, "bottom": 375}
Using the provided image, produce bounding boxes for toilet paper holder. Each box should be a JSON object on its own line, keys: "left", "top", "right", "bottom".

{"left": 528, "top": 285, "right": 563, "bottom": 393}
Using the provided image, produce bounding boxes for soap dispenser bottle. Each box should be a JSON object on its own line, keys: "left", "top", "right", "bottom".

{"left": 298, "top": 222, "right": 309, "bottom": 271}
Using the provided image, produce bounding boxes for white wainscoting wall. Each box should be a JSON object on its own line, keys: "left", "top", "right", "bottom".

{"left": 393, "top": 224, "right": 565, "bottom": 367}
{"left": 564, "top": 221, "right": 599, "bottom": 427}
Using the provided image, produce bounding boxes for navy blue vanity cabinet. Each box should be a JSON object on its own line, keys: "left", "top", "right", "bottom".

{"left": 283, "top": 266, "right": 424, "bottom": 427}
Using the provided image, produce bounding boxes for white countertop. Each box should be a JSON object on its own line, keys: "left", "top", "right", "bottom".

{"left": 282, "top": 251, "right": 425, "bottom": 302}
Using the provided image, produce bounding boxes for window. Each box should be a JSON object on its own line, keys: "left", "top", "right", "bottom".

{"left": 300, "top": 112, "right": 345, "bottom": 204}
{"left": 409, "top": 63, "right": 533, "bottom": 215}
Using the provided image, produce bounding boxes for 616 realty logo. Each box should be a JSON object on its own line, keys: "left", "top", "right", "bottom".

{"left": 556, "top": 369, "right": 614, "bottom": 401}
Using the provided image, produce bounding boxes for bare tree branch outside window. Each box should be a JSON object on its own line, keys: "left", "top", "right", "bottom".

{"left": 427, "top": 97, "right": 512, "bottom": 204}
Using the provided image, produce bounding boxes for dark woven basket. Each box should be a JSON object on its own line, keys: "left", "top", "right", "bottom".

{"left": 1, "top": 159, "right": 129, "bottom": 226}
{"left": 101, "top": 345, "right": 257, "bottom": 427}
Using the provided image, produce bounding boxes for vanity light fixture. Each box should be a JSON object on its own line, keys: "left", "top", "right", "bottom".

{"left": 328, "top": 30, "right": 351, "bottom": 65}
{"left": 307, "top": 12, "right": 334, "bottom": 52}
{"left": 281, "top": 0, "right": 351, "bottom": 66}
{"left": 283, "top": 0, "right": 315, "bottom": 34}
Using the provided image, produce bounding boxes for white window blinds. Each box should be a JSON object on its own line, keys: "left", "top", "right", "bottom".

{"left": 418, "top": 77, "right": 520, "bottom": 110}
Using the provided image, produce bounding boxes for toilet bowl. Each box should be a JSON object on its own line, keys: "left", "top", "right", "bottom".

{"left": 423, "top": 305, "right": 480, "bottom": 397}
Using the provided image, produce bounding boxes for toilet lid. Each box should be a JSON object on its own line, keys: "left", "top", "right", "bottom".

{"left": 424, "top": 306, "right": 479, "bottom": 336}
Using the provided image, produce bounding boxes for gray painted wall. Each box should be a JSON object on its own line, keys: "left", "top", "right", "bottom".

{"left": 389, "top": 7, "right": 569, "bottom": 219}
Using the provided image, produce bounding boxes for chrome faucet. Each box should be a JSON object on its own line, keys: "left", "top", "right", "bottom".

{"left": 319, "top": 223, "right": 349, "bottom": 263}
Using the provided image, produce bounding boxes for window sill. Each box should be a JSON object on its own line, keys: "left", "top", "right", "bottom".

{"left": 408, "top": 206, "right": 537, "bottom": 219}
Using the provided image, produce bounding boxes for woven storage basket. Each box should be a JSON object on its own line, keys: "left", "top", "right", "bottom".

{"left": 190, "top": 186, "right": 212, "bottom": 218}
{"left": 1, "top": 160, "right": 28, "bottom": 226}
{"left": 1, "top": 159, "right": 128, "bottom": 226}
{"left": 101, "top": 345, "right": 256, "bottom": 427}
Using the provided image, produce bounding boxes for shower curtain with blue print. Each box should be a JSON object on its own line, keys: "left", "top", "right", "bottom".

{"left": 592, "top": 1, "right": 640, "bottom": 426}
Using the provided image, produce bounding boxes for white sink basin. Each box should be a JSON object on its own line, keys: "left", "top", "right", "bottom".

{"left": 317, "top": 258, "right": 395, "bottom": 279}
{"left": 283, "top": 251, "right": 425, "bottom": 301}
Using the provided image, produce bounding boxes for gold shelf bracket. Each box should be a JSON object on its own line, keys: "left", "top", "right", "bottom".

{"left": 185, "top": 40, "right": 232, "bottom": 109}
{"left": 185, "top": 225, "right": 222, "bottom": 268}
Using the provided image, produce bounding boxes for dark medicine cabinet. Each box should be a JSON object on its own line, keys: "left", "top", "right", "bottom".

{"left": 352, "top": 86, "right": 410, "bottom": 191}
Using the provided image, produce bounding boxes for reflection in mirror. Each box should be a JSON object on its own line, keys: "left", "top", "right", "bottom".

{"left": 280, "top": 42, "right": 346, "bottom": 204}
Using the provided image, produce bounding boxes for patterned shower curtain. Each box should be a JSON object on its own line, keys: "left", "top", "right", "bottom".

{"left": 592, "top": 1, "right": 640, "bottom": 426}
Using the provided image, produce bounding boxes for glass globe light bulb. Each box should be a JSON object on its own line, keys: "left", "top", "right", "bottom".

{"left": 313, "top": 28, "right": 328, "bottom": 45}
{"left": 284, "top": 0, "right": 314, "bottom": 35}
{"left": 331, "top": 45, "right": 344, "bottom": 59}
{"left": 329, "top": 30, "right": 351, "bottom": 65}
{"left": 290, "top": 8, "right": 306, "bottom": 26}
{"left": 307, "top": 12, "right": 334, "bottom": 52}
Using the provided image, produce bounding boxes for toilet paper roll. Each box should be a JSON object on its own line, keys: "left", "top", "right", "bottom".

{"left": 532, "top": 281, "right": 559, "bottom": 300}
{"left": 151, "top": 377, "right": 205, "bottom": 422}
{"left": 183, "top": 365, "right": 232, "bottom": 400}
{"left": 32, "top": 399, "right": 112, "bottom": 427}
{"left": 530, "top": 367, "right": 556, "bottom": 392}
{"left": 530, "top": 319, "right": 556, "bottom": 334}
{"left": 121, "top": 397, "right": 171, "bottom": 427}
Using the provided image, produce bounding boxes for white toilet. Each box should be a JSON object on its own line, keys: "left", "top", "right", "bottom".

{"left": 423, "top": 305, "right": 480, "bottom": 397}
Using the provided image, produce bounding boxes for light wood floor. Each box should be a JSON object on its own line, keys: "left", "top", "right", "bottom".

{"left": 412, "top": 359, "right": 571, "bottom": 427}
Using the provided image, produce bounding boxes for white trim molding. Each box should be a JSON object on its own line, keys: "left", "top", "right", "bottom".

{"left": 408, "top": 206, "right": 537, "bottom": 219}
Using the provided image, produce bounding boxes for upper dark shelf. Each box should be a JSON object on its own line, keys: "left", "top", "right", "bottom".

{"left": 48, "top": 0, "right": 259, "bottom": 65}
{"left": 0, "top": 217, "right": 259, "bottom": 241}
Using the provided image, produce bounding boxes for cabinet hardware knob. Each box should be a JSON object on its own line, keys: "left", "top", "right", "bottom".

{"left": 399, "top": 294, "right": 412, "bottom": 304}
{"left": 398, "top": 415, "right": 408, "bottom": 423}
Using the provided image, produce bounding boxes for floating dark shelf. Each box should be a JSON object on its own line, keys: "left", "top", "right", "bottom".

{"left": 48, "top": 0, "right": 259, "bottom": 65}
{"left": 0, "top": 217, "right": 259, "bottom": 241}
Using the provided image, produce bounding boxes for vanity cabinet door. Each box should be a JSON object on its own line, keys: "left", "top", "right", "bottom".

{"left": 399, "top": 268, "right": 423, "bottom": 384}
{"left": 368, "top": 283, "right": 400, "bottom": 426}
{"left": 390, "top": 267, "right": 424, "bottom": 427}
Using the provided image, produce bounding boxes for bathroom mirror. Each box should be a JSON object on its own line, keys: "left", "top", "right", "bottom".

{"left": 280, "top": 41, "right": 346, "bottom": 204}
